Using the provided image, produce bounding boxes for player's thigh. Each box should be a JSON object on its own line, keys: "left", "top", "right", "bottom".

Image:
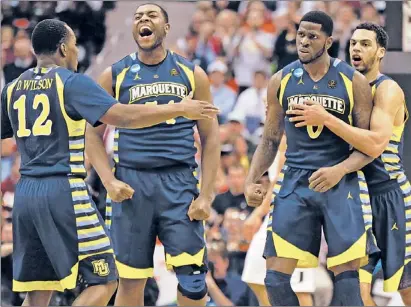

{"left": 157, "top": 168, "right": 206, "bottom": 268}
{"left": 264, "top": 166, "right": 321, "bottom": 269}
{"left": 371, "top": 183, "right": 411, "bottom": 292}
{"left": 110, "top": 166, "right": 157, "bottom": 277}
{"left": 324, "top": 171, "right": 378, "bottom": 269}
{"left": 13, "top": 177, "right": 82, "bottom": 291}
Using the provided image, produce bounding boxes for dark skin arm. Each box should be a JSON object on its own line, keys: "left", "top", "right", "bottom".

{"left": 245, "top": 70, "right": 284, "bottom": 207}
{"left": 288, "top": 72, "right": 402, "bottom": 158}
{"left": 187, "top": 66, "right": 220, "bottom": 221}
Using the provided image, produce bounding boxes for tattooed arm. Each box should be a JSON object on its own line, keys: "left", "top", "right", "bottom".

{"left": 245, "top": 71, "right": 285, "bottom": 207}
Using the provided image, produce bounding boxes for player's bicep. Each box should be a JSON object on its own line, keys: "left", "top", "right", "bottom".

{"left": 193, "top": 66, "right": 218, "bottom": 138}
{"left": 1, "top": 85, "right": 13, "bottom": 140}
{"left": 352, "top": 71, "right": 373, "bottom": 129}
{"left": 264, "top": 71, "right": 285, "bottom": 142}
{"left": 98, "top": 66, "right": 115, "bottom": 97}
{"left": 65, "top": 74, "right": 117, "bottom": 127}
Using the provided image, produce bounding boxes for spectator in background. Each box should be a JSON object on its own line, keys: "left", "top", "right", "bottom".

{"left": 229, "top": 6, "right": 274, "bottom": 93}
{"left": 206, "top": 239, "right": 257, "bottom": 306}
{"left": 215, "top": 9, "right": 240, "bottom": 57}
{"left": 230, "top": 70, "right": 268, "bottom": 135}
{"left": 3, "top": 38, "right": 36, "bottom": 83}
{"left": 273, "top": 19, "right": 299, "bottom": 70}
{"left": 195, "top": 20, "right": 222, "bottom": 68}
{"left": 334, "top": 3, "right": 358, "bottom": 62}
{"left": 208, "top": 60, "right": 237, "bottom": 124}
{"left": 212, "top": 164, "right": 250, "bottom": 216}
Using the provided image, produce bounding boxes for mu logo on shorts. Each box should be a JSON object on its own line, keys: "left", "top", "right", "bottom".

{"left": 92, "top": 259, "right": 110, "bottom": 276}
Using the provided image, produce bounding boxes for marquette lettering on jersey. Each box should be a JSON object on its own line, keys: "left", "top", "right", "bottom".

{"left": 280, "top": 58, "right": 356, "bottom": 169}
{"left": 111, "top": 50, "right": 197, "bottom": 169}
{"left": 1, "top": 67, "right": 117, "bottom": 178}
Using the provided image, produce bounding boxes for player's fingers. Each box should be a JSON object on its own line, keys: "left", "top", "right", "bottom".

{"left": 309, "top": 176, "right": 325, "bottom": 190}
{"left": 286, "top": 109, "right": 304, "bottom": 116}
{"left": 303, "top": 99, "right": 316, "bottom": 105}
{"left": 289, "top": 115, "right": 305, "bottom": 123}
{"left": 291, "top": 104, "right": 308, "bottom": 110}
{"left": 314, "top": 182, "right": 329, "bottom": 193}
{"left": 294, "top": 121, "right": 308, "bottom": 128}
{"left": 309, "top": 170, "right": 322, "bottom": 183}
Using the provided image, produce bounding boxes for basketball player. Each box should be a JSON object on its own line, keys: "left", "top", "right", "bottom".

{"left": 245, "top": 11, "right": 378, "bottom": 306}
{"left": 0, "top": 19, "right": 218, "bottom": 307}
{"left": 85, "top": 3, "right": 220, "bottom": 306}
{"left": 288, "top": 22, "right": 411, "bottom": 306}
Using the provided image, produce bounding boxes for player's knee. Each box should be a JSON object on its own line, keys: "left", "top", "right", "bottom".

{"left": 400, "top": 287, "right": 411, "bottom": 305}
{"left": 264, "top": 269, "right": 292, "bottom": 291}
{"left": 266, "top": 256, "right": 297, "bottom": 275}
{"left": 175, "top": 265, "right": 208, "bottom": 301}
{"left": 118, "top": 277, "right": 147, "bottom": 293}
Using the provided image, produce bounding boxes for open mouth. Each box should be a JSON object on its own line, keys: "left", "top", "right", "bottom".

{"left": 351, "top": 54, "right": 362, "bottom": 66}
{"left": 139, "top": 26, "right": 153, "bottom": 39}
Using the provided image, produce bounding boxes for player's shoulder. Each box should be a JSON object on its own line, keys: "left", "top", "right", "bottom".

{"left": 332, "top": 57, "right": 356, "bottom": 79}
{"left": 281, "top": 60, "right": 302, "bottom": 77}
{"left": 169, "top": 50, "right": 195, "bottom": 71}
{"left": 111, "top": 52, "right": 138, "bottom": 72}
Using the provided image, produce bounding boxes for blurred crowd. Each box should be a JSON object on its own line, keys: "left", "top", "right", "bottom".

{"left": 1, "top": 0, "right": 387, "bottom": 306}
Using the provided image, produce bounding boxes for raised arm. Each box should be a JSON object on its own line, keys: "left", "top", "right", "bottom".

{"left": 288, "top": 72, "right": 403, "bottom": 158}
{"left": 187, "top": 66, "right": 220, "bottom": 221}
{"left": 245, "top": 71, "right": 285, "bottom": 207}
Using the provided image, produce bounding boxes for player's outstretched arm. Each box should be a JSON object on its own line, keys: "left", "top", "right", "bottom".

{"left": 245, "top": 71, "right": 284, "bottom": 207}
{"left": 187, "top": 66, "right": 221, "bottom": 221}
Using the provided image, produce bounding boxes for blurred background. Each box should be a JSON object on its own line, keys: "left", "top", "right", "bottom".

{"left": 1, "top": 1, "right": 410, "bottom": 306}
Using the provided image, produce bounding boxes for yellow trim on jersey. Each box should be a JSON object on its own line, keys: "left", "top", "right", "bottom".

{"left": 165, "top": 247, "right": 205, "bottom": 268}
{"left": 6, "top": 79, "right": 19, "bottom": 113}
{"left": 371, "top": 84, "right": 377, "bottom": 98}
{"left": 177, "top": 62, "right": 195, "bottom": 93}
{"left": 272, "top": 232, "right": 318, "bottom": 268}
{"left": 339, "top": 72, "right": 354, "bottom": 125}
{"left": 56, "top": 74, "right": 86, "bottom": 138}
{"left": 115, "top": 260, "right": 154, "bottom": 278}
{"left": 327, "top": 232, "right": 367, "bottom": 269}
{"left": 359, "top": 268, "right": 372, "bottom": 284}
{"left": 115, "top": 67, "right": 130, "bottom": 100}
{"left": 384, "top": 266, "right": 404, "bottom": 292}
{"left": 13, "top": 263, "right": 79, "bottom": 292}
{"left": 279, "top": 73, "right": 292, "bottom": 106}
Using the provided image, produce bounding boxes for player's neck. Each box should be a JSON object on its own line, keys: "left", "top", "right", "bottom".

{"left": 138, "top": 46, "right": 167, "bottom": 65}
{"left": 364, "top": 64, "right": 381, "bottom": 83}
{"left": 303, "top": 55, "right": 330, "bottom": 81}
{"left": 36, "top": 56, "right": 63, "bottom": 69}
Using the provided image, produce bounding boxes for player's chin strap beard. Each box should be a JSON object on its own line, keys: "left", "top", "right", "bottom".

{"left": 301, "top": 43, "right": 327, "bottom": 64}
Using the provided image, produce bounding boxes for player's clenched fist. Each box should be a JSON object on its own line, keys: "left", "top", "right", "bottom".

{"left": 245, "top": 183, "right": 267, "bottom": 207}
{"left": 181, "top": 91, "right": 220, "bottom": 120}
{"left": 188, "top": 196, "right": 211, "bottom": 221}
{"left": 104, "top": 178, "right": 135, "bottom": 202}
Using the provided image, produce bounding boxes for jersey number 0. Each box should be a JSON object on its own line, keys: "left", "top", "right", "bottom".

{"left": 13, "top": 94, "right": 53, "bottom": 137}
{"left": 307, "top": 125, "right": 324, "bottom": 139}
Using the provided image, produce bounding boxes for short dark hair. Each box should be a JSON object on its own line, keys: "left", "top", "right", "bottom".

{"left": 355, "top": 22, "right": 388, "bottom": 49}
{"left": 136, "top": 3, "right": 169, "bottom": 23}
{"left": 300, "top": 11, "right": 334, "bottom": 37}
{"left": 31, "top": 19, "right": 69, "bottom": 55}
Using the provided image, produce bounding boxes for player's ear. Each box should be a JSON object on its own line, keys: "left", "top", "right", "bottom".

{"left": 164, "top": 23, "right": 170, "bottom": 35}
{"left": 59, "top": 43, "right": 67, "bottom": 58}
{"left": 326, "top": 36, "right": 333, "bottom": 50}
{"left": 377, "top": 46, "right": 386, "bottom": 61}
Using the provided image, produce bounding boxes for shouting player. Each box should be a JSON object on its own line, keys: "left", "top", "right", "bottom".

{"left": 245, "top": 11, "right": 378, "bottom": 306}
{"left": 288, "top": 22, "right": 410, "bottom": 305}
{"left": 0, "top": 19, "right": 218, "bottom": 307}
{"left": 85, "top": 3, "right": 220, "bottom": 306}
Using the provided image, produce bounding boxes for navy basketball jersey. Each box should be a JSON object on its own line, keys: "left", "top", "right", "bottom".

{"left": 362, "top": 74, "right": 409, "bottom": 187}
{"left": 1, "top": 66, "right": 117, "bottom": 178}
{"left": 111, "top": 50, "right": 197, "bottom": 169}
{"left": 279, "top": 58, "right": 356, "bottom": 169}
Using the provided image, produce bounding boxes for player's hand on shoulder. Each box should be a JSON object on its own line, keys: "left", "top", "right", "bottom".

{"left": 187, "top": 195, "right": 212, "bottom": 221}
{"left": 180, "top": 91, "right": 220, "bottom": 120}
{"left": 104, "top": 178, "right": 135, "bottom": 202}
{"left": 245, "top": 183, "right": 267, "bottom": 207}
{"left": 287, "top": 98, "right": 330, "bottom": 127}
{"left": 308, "top": 165, "right": 345, "bottom": 193}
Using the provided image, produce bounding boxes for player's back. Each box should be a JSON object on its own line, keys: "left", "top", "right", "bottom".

{"left": 3, "top": 67, "right": 87, "bottom": 178}
{"left": 280, "top": 58, "right": 356, "bottom": 169}
{"left": 111, "top": 50, "right": 197, "bottom": 170}
{"left": 363, "top": 74, "right": 409, "bottom": 188}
